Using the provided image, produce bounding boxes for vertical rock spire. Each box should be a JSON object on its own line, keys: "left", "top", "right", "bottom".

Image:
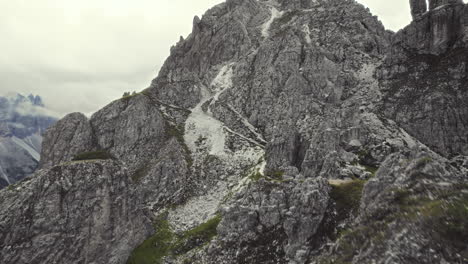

{"left": 410, "top": 0, "right": 427, "bottom": 19}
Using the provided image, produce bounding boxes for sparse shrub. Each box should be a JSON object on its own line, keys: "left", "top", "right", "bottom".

{"left": 132, "top": 164, "right": 152, "bottom": 183}
{"left": 126, "top": 214, "right": 174, "bottom": 264}
{"left": 330, "top": 179, "right": 365, "bottom": 220}
{"left": 126, "top": 214, "right": 222, "bottom": 264}
{"left": 249, "top": 170, "right": 263, "bottom": 181}
{"left": 267, "top": 170, "right": 284, "bottom": 180}
{"left": 172, "top": 215, "right": 222, "bottom": 255}
{"left": 72, "top": 150, "right": 112, "bottom": 161}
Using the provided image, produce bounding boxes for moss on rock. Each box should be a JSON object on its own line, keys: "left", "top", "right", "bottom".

{"left": 71, "top": 150, "right": 112, "bottom": 161}
{"left": 126, "top": 214, "right": 222, "bottom": 264}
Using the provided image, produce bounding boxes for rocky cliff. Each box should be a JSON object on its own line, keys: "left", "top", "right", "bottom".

{"left": 0, "top": 94, "right": 57, "bottom": 189}
{"left": 1, "top": 0, "right": 467, "bottom": 263}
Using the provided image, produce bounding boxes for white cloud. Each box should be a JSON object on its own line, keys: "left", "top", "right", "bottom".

{"left": 0, "top": 0, "right": 462, "bottom": 116}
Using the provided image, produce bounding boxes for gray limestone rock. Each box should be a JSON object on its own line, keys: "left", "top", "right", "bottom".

{"left": 90, "top": 94, "right": 170, "bottom": 173}
{"left": 202, "top": 177, "right": 331, "bottom": 264}
{"left": 40, "top": 112, "right": 97, "bottom": 168}
{"left": 410, "top": 0, "right": 428, "bottom": 19}
{"left": 380, "top": 2, "right": 468, "bottom": 157}
{"left": 0, "top": 160, "right": 152, "bottom": 264}
{"left": 1, "top": 0, "right": 468, "bottom": 263}
{"left": 317, "top": 149, "right": 468, "bottom": 263}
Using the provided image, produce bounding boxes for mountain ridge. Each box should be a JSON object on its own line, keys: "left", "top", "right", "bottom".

{"left": 0, "top": 0, "right": 467, "bottom": 263}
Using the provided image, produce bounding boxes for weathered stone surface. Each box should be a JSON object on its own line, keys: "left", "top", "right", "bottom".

{"left": 0, "top": 160, "right": 152, "bottom": 264}
{"left": 2, "top": 0, "right": 468, "bottom": 263}
{"left": 410, "top": 0, "right": 427, "bottom": 19}
{"left": 318, "top": 149, "right": 468, "bottom": 263}
{"left": 380, "top": 2, "right": 468, "bottom": 157}
{"left": 40, "top": 112, "right": 97, "bottom": 168}
{"left": 199, "top": 177, "right": 331, "bottom": 264}
{"left": 147, "top": 0, "right": 267, "bottom": 109}
{"left": 90, "top": 94, "right": 170, "bottom": 173}
{"left": 393, "top": 1, "right": 467, "bottom": 55}
{"left": 429, "top": 0, "right": 463, "bottom": 10}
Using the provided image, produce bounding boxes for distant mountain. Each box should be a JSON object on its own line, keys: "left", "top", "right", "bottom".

{"left": 0, "top": 94, "right": 57, "bottom": 189}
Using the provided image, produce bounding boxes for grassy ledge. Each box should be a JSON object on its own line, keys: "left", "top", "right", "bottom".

{"left": 71, "top": 150, "right": 112, "bottom": 161}
{"left": 329, "top": 179, "right": 366, "bottom": 220}
{"left": 127, "top": 214, "right": 222, "bottom": 264}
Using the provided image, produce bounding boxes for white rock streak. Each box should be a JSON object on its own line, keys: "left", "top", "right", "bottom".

{"left": 302, "top": 24, "right": 312, "bottom": 44}
{"left": 261, "top": 5, "right": 283, "bottom": 38}
{"left": 184, "top": 64, "right": 234, "bottom": 157}
{"left": 174, "top": 64, "right": 265, "bottom": 231}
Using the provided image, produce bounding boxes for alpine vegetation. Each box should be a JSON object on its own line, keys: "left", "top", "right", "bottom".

{"left": 0, "top": 0, "right": 467, "bottom": 264}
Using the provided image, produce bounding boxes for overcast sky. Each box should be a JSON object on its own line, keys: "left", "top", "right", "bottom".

{"left": 0, "top": 0, "right": 455, "bottom": 116}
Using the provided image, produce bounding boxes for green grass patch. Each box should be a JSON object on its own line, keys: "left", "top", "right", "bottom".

{"left": 127, "top": 215, "right": 222, "bottom": 264}
{"left": 392, "top": 187, "right": 468, "bottom": 246}
{"left": 267, "top": 170, "right": 284, "bottom": 181}
{"left": 320, "top": 222, "right": 387, "bottom": 264}
{"left": 421, "top": 194, "right": 468, "bottom": 246}
{"left": 172, "top": 215, "right": 222, "bottom": 255}
{"left": 72, "top": 150, "right": 112, "bottom": 161}
{"left": 320, "top": 183, "right": 468, "bottom": 263}
{"left": 330, "top": 179, "right": 366, "bottom": 220}
{"left": 351, "top": 159, "right": 379, "bottom": 178}
{"left": 127, "top": 214, "right": 174, "bottom": 264}
{"left": 361, "top": 164, "right": 378, "bottom": 177}
{"left": 249, "top": 170, "right": 264, "bottom": 182}
{"left": 132, "top": 164, "right": 152, "bottom": 183}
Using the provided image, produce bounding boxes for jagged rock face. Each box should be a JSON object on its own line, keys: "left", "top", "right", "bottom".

{"left": 40, "top": 112, "right": 97, "bottom": 168}
{"left": 148, "top": 0, "right": 267, "bottom": 109}
{"left": 410, "top": 0, "right": 428, "bottom": 19}
{"left": 380, "top": 2, "right": 468, "bottom": 157}
{"left": 400, "top": 1, "right": 467, "bottom": 55}
{"left": 1, "top": 0, "right": 468, "bottom": 264}
{"left": 227, "top": 0, "right": 392, "bottom": 175}
{"left": 154, "top": 0, "right": 394, "bottom": 180}
{"left": 429, "top": 0, "right": 464, "bottom": 10}
{"left": 41, "top": 93, "right": 192, "bottom": 209}
{"left": 0, "top": 160, "right": 152, "bottom": 264}
{"left": 206, "top": 177, "right": 330, "bottom": 263}
{"left": 90, "top": 94, "right": 171, "bottom": 173}
{"left": 318, "top": 150, "right": 468, "bottom": 263}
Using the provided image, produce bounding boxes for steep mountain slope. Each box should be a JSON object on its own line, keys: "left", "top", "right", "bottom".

{"left": 0, "top": 0, "right": 467, "bottom": 264}
{"left": 0, "top": 94, "right": 57, "bottom": 189}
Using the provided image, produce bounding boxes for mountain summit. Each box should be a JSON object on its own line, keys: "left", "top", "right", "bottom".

{"left": 0, "top": 1, "right": 467, "bottom": 264}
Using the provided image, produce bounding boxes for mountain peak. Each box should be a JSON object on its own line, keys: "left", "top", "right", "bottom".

{"left": 0, "top": 1, "right": 467, "bottom": 264}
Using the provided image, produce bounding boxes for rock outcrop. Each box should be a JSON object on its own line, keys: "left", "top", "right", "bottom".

{"left": 0, "top": 160, "right": 152, "bottom": 264}
{"left": 410, "top": 0, "right": 427, "bottom": 19}
{"left": 207, "top": 177, "right": 331, "bottom": 263}
{"left": 40, "top": 112, "right": 97, "bottom": 168}
{"left": 318, "top": 149, "right": 468, "bottom": 263}
{"left": 1, "top": 0, "right": 467, "bottom": 264}
{"left": 380, "top": 2, "right": 468, "bottom": 157}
